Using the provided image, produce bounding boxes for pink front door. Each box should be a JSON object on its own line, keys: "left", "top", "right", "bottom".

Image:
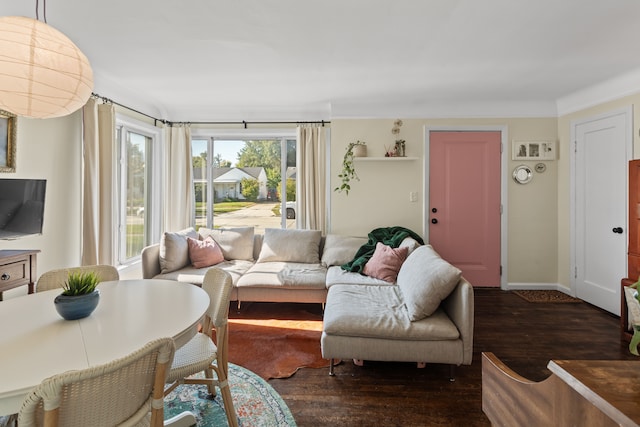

{"left": 429, "top": 131, "right": 501, "bottom": 287}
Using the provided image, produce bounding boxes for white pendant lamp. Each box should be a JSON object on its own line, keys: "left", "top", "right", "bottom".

{"left": 0, "top": 15, "right": 93, "bottom": 119}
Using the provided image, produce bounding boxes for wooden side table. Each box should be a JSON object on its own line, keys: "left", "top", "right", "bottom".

{"left": 0, "top": 249, "right": 40, "bottom": 301}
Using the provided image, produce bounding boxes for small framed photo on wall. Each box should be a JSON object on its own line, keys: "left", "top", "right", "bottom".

{"left": 0, "top": 109, "right": 16, "bottom": 173}
{"left": 512, "top": 140, "right": 556, "bottom": 161}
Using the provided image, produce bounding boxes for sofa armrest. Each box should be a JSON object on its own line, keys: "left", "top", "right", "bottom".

{"left": 442, "top": 277, "right": 474, "bottom": 365}
{"left": 141, "top": 243, "right": 161, "bottom": 279}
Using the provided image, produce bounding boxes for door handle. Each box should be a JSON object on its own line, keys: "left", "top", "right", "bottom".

{"left": 612, "top": 227, "right": 623, "bottom": 234}
{"left": 431, "top": 218, "right": 438, "bottom": 224}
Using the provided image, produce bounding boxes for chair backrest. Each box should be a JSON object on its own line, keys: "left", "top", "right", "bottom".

{"left": 18, "top": 337, "right": 175, "bottom": 427}
{"left": 36, "top": 265, "right": 119, "bottom": 293}
{"left": 202, "top": 268, "right": 234, "bottom": 328}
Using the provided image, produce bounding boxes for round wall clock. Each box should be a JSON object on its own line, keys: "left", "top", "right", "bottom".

{"left": 513, "top": 165, "right": 533, "bottom": 184}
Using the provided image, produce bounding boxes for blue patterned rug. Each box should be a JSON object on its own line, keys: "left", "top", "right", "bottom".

{"left": 164, "top": 363, "right": 297, "bottom": 427}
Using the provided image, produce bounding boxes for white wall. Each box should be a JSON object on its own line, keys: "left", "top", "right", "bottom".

{"left": 1, "top": 112, "right": 83, "bottom": 298}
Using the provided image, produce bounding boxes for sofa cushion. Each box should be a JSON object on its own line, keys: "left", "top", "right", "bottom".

{"left": 321, "top": 234, "right": 368, "bottom": 267}
{"left": 187, "top": 236, "right": 224, "bottom": 268}
{"left": 396, "top": 245, "right": 461, "bottom": 321}
{"left": 362, "top": 242, "right": 408, "bottom": 283}
{"left": 159, "top": 227, "right": 198, "bottom": 274}
{"left": 398, "top": 237, "right": 422, "bottom": 256}
{"left": 237, "top": 261, "right": 327, "bottom": 290}
{"left": 155, "top": 259, "right": 254, "bottom": 286}
{"left": 325, "top": 266, "right": 392, "bottom": 288}
{"left": 199, "top": 227, "right": 254, "bottom": 261}
{"left": 257, "top": 228, "right": 322, "bottom": 263}
{"left": 323, "top": 284, "right": 460, "bottom": 341}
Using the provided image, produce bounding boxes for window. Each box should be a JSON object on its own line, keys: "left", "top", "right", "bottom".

{"left": 116, "top": 117, "right": 161, "bottom": 264}
{"left": 191, "top": 133, "right": 297, "bottom": 233}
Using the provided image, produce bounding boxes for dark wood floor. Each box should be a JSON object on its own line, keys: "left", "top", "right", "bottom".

{"left": 266, "top": 288, "right": 638, "bottom": 427}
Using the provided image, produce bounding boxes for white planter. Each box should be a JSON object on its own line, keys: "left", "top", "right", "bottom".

{"left": 353, "top": 145, "right": 367, "bottom": 157}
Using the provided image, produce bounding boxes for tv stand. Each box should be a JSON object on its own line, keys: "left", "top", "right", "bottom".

{"left": 0, "top": 250, "right": 40, "bottom": 301}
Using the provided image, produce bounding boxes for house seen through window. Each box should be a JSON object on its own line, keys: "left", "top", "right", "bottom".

{"left": 191, "top": 137, "right": 297, "bottom": 233}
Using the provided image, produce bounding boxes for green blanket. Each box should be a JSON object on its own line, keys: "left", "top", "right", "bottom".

{"left": 341, "top": 226, "right": 425, "bottom": 273}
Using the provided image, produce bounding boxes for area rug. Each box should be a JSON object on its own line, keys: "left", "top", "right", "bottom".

{"left": 164, "top": 363, "right": 296, "bottom": 427}
{"left": 513, "top": 290, "right": 582, "bottom": 303}
{"left": 226, "top": 303, "right": 330, "bottom": 380}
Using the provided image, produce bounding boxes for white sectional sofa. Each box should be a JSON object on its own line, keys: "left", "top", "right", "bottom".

{"left": 141, "top": 226, "right": 474, "bottom": 375}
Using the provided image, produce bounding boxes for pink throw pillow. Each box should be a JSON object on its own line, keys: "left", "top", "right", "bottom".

{"left": 187, "top": 236, "right": 225, "bottom": 268}
{"left": 362, "top": 242, "right": 409, "bottom": 283}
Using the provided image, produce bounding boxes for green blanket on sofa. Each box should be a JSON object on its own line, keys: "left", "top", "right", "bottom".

{"left": 341, "top": 226, "right": 425, "bottom": 273}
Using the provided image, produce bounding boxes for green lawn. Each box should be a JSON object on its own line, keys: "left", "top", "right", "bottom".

{"left": 194, "top": 201, "right": 256, "bottom": 216}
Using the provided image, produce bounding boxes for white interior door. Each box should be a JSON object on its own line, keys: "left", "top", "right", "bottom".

{"left": 574, "top": 108, "right": 631, "bottom": 315}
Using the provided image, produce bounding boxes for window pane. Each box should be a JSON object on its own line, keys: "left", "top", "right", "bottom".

{"left": 125, "top": 131, "right": 148, "bottom": 259}
{"left": 191, "top": 138, "right": 297, "bottom": 233}
{"left": 192, "top": 139, "right": 209, "bottom": 230}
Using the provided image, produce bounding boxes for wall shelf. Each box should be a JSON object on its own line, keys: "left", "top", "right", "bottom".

{"left": 354, "top": 157, "right": 418, "bottom": 162}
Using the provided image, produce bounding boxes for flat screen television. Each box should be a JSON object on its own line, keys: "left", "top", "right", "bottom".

{"left": 0, "top": 179, "right": 46, "bottom": 240}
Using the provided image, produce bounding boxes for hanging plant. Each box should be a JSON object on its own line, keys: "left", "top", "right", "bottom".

{"left": 334, "top": 140, "right": 366, "bottom": 195}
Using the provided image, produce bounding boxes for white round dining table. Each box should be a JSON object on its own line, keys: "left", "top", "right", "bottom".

{"left": 0, "top": 279, "right": 209, "bottom": 416}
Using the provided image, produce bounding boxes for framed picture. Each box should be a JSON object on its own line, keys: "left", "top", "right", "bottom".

{"left": 0, "top": 110, "right": 16, "bottom": 173}
{"left": 512, "top": 140, "right": 555, "bottom": 161}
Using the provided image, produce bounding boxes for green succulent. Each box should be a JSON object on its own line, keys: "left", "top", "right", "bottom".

{"left": 62, "top": 271, "right": 100, "bottom": 296}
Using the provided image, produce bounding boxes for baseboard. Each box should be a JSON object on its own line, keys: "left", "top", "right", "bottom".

{"left": 505, "top": 282, "right": 574, "bottom": 296}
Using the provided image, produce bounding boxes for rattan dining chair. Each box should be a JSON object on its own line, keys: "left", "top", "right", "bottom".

{"left": 35, "top": 265, "right": 119, "bottom": 292}
{"left": 164, "top": 268, "right": 238, "bottom": 427}
{"left": 18, "top": 337, "right": 175, "bottom": 427}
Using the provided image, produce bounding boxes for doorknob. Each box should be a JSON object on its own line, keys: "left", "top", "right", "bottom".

{"left": 612, "top": 227, "right": 623, "bottom": 234}
{"left": 431, "top": 218, "right": 438, "bottom": 224}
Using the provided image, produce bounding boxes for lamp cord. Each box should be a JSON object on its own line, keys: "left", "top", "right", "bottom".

{"left": 35, "top": 0, "right": 47, "bottom": 23}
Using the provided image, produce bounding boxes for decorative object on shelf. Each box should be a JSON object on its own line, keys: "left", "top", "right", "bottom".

{"left": 512, "top": 165, "right": 533, "bottom": 184}
{"left": 0, "top": 110, "right": 16, "bottom": 173}
{"left": 0, "top": 2, "right": 94, "bottom": 119}
{"left": 54, "top": 271, "right": 100, "bottom": 320}
{"left": 335, "top": 140, "right": 366, "bottom": 195}
{"left": 391, "top": 119, "right": 406, "bottom": 157}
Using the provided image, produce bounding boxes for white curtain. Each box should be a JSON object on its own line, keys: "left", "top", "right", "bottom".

{"left": 163, "top": 124, "right": 194, "bottom": 232}
{"left": 81, "top": 97, "right": 116, "bottom": 265}
{"left": 296, "top": 125, "right": 327, "bottom": 234}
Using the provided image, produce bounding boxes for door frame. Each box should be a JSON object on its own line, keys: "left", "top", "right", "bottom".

{"left": 569, "top": 106, "right": 633, "bottom": 297}
{"left": 424, "top": 125, "right": 508, "bottom": 289}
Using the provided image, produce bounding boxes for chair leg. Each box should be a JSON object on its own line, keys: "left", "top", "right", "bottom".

{"left": 204, "top": 367, "right": 216, "bottom": 396}
{"left": 329, "top": 358, "right": 335, "bottom": 376}
{"left": 213, "top": 365, "right": 238, "bottom": 427}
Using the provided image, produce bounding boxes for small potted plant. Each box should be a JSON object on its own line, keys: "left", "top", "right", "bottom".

{"left": 335, "top": 140, "right": 366, "bottom": 195}
{"left": 54, "top": 271, "right": 101, "bottom": 320}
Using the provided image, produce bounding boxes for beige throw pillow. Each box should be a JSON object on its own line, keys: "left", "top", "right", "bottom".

{"left": 257, "top": 228, "right": 322, "bottom": 263}
{"left": 397, "top": 245, "right": 461, "bottom": 321}
{"left": 321, "top": 234, "right": 368, "bottom": 267}
{"left": 159, "top": 227, "right": 198, "bottom": 274}
{"left": 198, "top": 227, "right": 255, "bottom": 260}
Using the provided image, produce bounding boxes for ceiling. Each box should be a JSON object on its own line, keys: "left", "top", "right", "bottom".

{"left": 4, "top": 0, "right": 640, "bottom": 122}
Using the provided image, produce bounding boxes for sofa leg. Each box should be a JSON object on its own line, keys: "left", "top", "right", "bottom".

{"left": 236, "top": 300, "right": 241, "bottom": 312}
{"left": 353, "top": 359, "right": 364, "bottom": 366}
{"left": 329, "top": 359, "right": 335, "bottom": 376}
{"left": 449, "top": 365, "right": 456, "bottom": 382}
{"left": 417, "top": 362, "right": 426, "bottom": 369}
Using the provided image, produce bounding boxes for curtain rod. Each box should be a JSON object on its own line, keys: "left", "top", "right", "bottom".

{"left": 91, "top": 93, "right": 329, "bottom": 128}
